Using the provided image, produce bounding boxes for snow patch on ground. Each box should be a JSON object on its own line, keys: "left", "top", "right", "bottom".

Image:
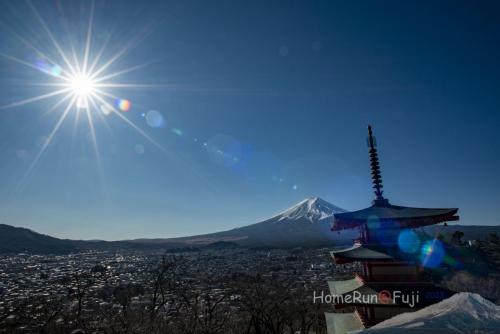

{"left": 358, "top": 292, "right": 500, "bottom": 334}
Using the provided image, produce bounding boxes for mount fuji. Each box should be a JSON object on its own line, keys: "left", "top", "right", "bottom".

{"left": 273, "top": 197, "right": 345, "bottom": 223}
{"left": 133, "top": 197, "right": 355, "bottom": 248}
{"left": 0, "top": 197, "right": 356, "bottom": 253}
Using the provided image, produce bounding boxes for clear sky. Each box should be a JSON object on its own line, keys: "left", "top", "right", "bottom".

{"left": 0, "top": 1, "right": 499, "bottom": 240}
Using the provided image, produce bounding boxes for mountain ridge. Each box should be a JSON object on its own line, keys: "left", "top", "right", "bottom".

{"left": 0, "top": 197, "right": 350, "bottom": 253}
{"left": 1, "top": 197, "right": 499, "bottom": 254}
{"left": 131, "top": 196, "right": 350, "bottom": 248}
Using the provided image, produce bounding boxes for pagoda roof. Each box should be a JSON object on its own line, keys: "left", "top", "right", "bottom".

{"left": 330, "top": 244, "right": 394, "bottom": 263}
{"left": 332, "top": 126, "right": 459, "bottom": 231}
{"left": 325, "top": 312, "right": 364, "bottom": 334}
{"left": 332, "top": 203, "right": 458, "bottom": 231}
{"left": 328, "top": 276, "right": 364, "bottom": 295}
{"left": 328, "top": 279, "right": 391, "bottom": 305}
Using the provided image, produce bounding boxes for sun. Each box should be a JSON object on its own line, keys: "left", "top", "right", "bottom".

{"left": 69, "top": 73, "right": 96, "bottom": 108}
{"left": 70, "top": 73, "right": 95, "bottom": 98}
{"left": 0, "top": 1, "right": 168, "bottom": 188}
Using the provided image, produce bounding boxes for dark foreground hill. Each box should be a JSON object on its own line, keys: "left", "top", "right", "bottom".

{"left": 0, "top": 224, "right": 78, "bottom": 254}
{"left": 0, "top": 224, "right": 174, "bottom": 254}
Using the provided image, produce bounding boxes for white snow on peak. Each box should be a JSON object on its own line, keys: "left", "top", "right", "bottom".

{"left": 360, "top": 292, "right": 500, "bottom": 334}
{"left": 273, "top": 197, "right": 345, "bottom": 223}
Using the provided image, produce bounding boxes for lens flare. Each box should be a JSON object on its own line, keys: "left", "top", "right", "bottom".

{"left": 420, "top": 239, "right": 445, "bottom": 268}
{"left": 398, "top": 229, "right": 420, "bottom": 253}
{"left": 145, "top": 110, "right": 164, "bottom": 127}
{"left": 34, "top": 57, "right": 62, "bottom": 77}
{"left": 99, "top": 103, "right": 113, "bottom": 116}
{"left": 171, "top": 128, "right": 183, "bottom": 136}
{"left": 370, "top": 220, "right": 399, "bottom": 244}
{"left": 366, "top": 216, "right": 381, "bottom": 229}
{"left": 205, "top": 134, "right": 243, "bottom": 169}
{"left": 116, "top": 99, "right": 131, "bottom": 112}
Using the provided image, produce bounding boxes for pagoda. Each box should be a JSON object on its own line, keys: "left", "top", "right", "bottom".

{"left": 324, "top": 126, "right": 459, "bottom": 334}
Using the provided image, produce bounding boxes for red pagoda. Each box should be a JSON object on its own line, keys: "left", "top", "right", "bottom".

{"left": 324, "top": 126, "right": 459, "bottom": 334}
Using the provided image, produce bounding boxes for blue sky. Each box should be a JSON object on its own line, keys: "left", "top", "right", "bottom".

{"left": 0, "top": 1, "right": 499, "bottom": 240}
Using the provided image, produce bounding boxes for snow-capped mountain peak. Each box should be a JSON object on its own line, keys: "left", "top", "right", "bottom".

{"left": 274, "top": 197, "right": 345, "bottom": 223}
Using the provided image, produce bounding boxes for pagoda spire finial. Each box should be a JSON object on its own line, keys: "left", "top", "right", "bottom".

{"left": 367, "top": 125, "right": 388, "bottom": 206}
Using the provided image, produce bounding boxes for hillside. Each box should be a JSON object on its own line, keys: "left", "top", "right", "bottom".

{"left": 0, "top": 224, "right": 77, "bottom": 254}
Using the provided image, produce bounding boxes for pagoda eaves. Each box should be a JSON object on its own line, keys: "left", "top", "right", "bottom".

{"left": 332, "top": 204, "right": 458, "bottom": 231}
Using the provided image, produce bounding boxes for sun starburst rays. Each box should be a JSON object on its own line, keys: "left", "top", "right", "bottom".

{"left": 1, "top": 1, "right": 165, "bottom": 189}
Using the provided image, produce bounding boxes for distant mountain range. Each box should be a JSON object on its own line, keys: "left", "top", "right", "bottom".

{"left": 0, "top": 224, "right": 161, "bottom": 254}
{"left": 1, "top": 197, "right": 499, "bottom": 254}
